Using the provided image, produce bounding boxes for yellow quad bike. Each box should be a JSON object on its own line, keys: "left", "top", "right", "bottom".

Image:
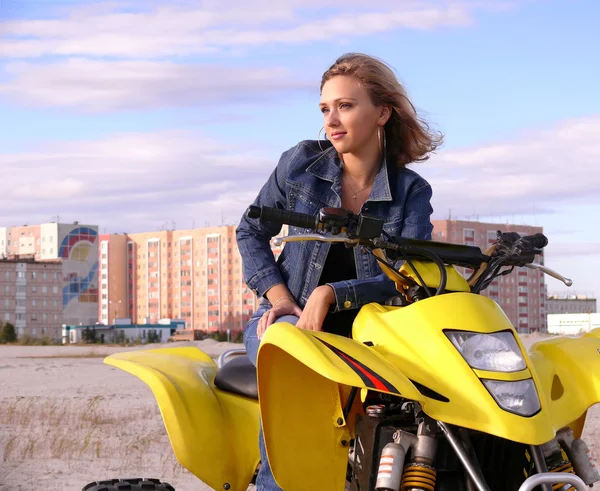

{"left": 86, "top": 205, "right": 600, "bottom": 491}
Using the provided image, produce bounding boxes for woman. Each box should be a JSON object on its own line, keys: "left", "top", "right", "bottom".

{"left": 236, "top": 52, "right": 442, "bottom": 490}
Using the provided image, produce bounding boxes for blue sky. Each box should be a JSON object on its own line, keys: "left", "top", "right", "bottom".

{"left": 0, "top": 0, "right": 598, "bottom": 297}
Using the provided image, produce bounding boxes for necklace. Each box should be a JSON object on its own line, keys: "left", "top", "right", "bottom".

{"left": 344, "top": 177, "right": 373, "bottom": 201}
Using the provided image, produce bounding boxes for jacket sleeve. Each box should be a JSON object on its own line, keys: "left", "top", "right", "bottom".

{"left": 326, "top": 181, "right": 434, "bottom": 312}
{"left": 236, "top": 145, "right": 300, "bottom": 298}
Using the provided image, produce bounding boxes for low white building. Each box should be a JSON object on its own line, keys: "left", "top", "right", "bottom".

{"left": 547, "top": 313, "right": 600, "bottom": 335}
{"left": 62, "top": 319, "right": 183, "bottom": 344}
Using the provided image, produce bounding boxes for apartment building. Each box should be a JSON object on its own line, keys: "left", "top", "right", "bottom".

{"left": 546, "top": 295, "right": 597, "bottom": 315}
{"left": 0, "top": 221, "right": 99, "bottom": 326}
{"left": 0, "top": 258, "right": 63, "bottom": 339}
{"left": 98, "top": 234, "right": 130, "bottom": 325}
{"left": 99, "top": 226, "right": 265, "bottom": 334}
{"left": 431, "top": 219, "right": 546, "bottom": 333}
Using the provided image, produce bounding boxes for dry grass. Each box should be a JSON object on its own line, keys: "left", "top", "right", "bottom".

{"left": 0, "top": 395, "right": 186, "bottom": 480}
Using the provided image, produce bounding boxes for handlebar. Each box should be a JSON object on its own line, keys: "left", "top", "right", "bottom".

{"left": 248, "top": 205, "right": 489, "bottom": 268}
{"left": 247, "top": 205, "right": 319, "bottom": 230}
{"left": 246, "top": 205, "right": 564, "bottom": 293}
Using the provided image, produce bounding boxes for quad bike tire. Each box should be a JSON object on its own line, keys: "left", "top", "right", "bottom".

{"left": 82, "top": 478, "right": 175, "bottom": 491}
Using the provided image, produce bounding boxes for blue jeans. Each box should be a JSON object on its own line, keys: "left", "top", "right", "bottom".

{"left": 244, "top": 315, "right": 299, "bottom": 490}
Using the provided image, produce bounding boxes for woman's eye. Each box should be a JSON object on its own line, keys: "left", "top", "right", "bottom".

{"left": 340, "top": 103, "right": 351, "bottom": 109}
{"left": 320, "top": 107, "right": 329, "bottom": 114}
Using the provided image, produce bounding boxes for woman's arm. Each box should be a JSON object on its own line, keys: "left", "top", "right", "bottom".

{"left": 236, "top": 145, "right": 301, "bottom": 299}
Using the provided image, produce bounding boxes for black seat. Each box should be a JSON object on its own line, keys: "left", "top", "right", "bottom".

{"left": 214, "top": 355, "right": 258, "bottom": 400}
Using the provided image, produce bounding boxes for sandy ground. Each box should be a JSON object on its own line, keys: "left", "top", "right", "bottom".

{"left": 0, "top": 334, "right": 599, "bottom": 491}
{"left": 0, "top": 340, "right": 242, "bottom": 491}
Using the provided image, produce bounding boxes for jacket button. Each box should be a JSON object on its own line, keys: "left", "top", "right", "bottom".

{"left": 344, "top": 300, "right": 352, "bottom": 309}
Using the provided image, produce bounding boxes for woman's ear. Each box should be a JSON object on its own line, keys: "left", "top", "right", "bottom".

{"left": 378, "top": 105, "right": 392, "bottom": 126}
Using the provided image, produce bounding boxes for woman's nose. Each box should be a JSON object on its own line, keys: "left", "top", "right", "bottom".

{"left": 326, "top": 111, "right": 339, "bottom": 127}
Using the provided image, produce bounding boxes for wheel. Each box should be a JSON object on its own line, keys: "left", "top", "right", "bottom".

{"left": 82, "top": 478, "right": 175, "bottom": 491}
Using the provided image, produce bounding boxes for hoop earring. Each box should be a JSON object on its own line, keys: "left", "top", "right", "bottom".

{"left": 378, "top": 126, "right": 387, "bottom": 159}
{"left": 318, "top": 127, "right": 328, "bottom": 152}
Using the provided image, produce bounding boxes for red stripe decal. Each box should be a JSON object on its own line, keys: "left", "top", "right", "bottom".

{"left": 315, "top": 338, "right": 398, "bottom": 393}
{"left": 336, "top": 351, "right": 388, "bottom": 391}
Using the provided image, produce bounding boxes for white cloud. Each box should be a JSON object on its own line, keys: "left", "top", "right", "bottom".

{"left": 421, "top": 116, "right": 600, "bottom": 218}
{"left": 0, "top": 114, "right": 597, "bottom": 236}
{"left": 546, "top": 243, "right": 600, "bottom": 258}
{"left": 0, "top": 59, "right": 312, "bottom": 111}
{"left": 0, "top": 130, "right": 275, "bottom": 232}
{"left": 0, "top": 1, "right": 491, "bottom": 59}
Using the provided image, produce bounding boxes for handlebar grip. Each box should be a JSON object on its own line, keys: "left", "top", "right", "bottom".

{"left": 522, "top": 233, "right": 548, "bottom": 249}
{"left": 246, "top": 205, "right": 319, "bottom": 230}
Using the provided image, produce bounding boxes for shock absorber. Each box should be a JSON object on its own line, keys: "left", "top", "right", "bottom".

{"left": 400, "top": 417, "right": 438, "bottom": 491}
{"left": 541, "top": 428, "right": 597, "bottom": 491}
{"left": 375, "top": 431, "right": 418, "bottom": 491}
{"left": 548, "top": 459, "right": 576, "bottom": 491}
{"left": 401, "top": 463, "right": 437, "bottom": 491}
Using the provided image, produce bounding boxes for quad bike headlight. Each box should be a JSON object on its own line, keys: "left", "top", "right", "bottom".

{"left": 482, "top": 379, "right": 541, "bottom": 417}
{"left": 446, "top": 331, "right": 526, "bottom": 372}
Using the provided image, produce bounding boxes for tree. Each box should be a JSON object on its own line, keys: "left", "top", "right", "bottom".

{"left": 147, "top": 329, "right": 159, "bottom": 343}
{"left": 82, "top": 327, "right": 98, "bottom": 344}
{"left": 1, "top": 322, "right": 17, "bottom": 343}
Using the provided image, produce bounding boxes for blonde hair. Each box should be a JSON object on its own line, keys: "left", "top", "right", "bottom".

{"left": 320, "top": 53, "right": 443, "bottom": 167}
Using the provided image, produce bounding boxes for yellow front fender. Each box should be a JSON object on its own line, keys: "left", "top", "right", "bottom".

{"left": 257, "top": 325, "right": 427, "bottom": 491}
{"left": 105, "top": 347, "right": 260, "bottom": 491}
{"left": 529, "top": 328, "right": 600, "bottom": 438}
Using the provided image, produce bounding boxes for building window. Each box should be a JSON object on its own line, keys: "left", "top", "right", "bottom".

{"left": 17, "top": 271, "right": 25, "bottom": 278}
{"left": 42, "top": 286, "right": 48, "bottom": 293}
{"left": 31, "top": 271, "right": 37, "bottom": 280}
{"left": 52, "top": 286, "right": 58, "bottom": 294}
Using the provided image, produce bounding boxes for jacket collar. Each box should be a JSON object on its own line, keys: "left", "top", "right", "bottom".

{"left": 306, "top": 144, "right": 393, "bottom": 202}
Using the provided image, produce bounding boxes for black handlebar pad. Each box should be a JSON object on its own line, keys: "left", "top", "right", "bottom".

{"left": 386, "top": 237, "right": 489, "bottom": 268}
{"left": 247, "top": 205, "right": 319, "bottom": 230}
{"left": 520, "top": 233, "right": 548, "bottom": 249}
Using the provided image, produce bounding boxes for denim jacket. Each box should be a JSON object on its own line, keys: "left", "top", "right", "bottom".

{"left": 236, "top": 140, "right": 434, "bottom": 314}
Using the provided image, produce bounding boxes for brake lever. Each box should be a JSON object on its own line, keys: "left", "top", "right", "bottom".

{"left": 524, "top": 263, "right": 573, "bottom": 287}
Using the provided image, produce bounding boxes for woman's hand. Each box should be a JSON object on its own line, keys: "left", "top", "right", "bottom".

{"left": 296, "top": 285, "right": 336, "bottom": 332}
{"left": 257, "top": 299, "right": 302, "bottom": 338}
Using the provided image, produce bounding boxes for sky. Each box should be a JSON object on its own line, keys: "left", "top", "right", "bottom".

{"left": 0, "top": 0, "right": 598, "bottom": 298}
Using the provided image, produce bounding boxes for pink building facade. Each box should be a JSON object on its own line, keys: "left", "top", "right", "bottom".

{"left": 431, "top": 219, "right": 546, "bottom": 333}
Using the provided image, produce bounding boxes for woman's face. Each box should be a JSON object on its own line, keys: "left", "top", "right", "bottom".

{"left": 319, "top": 75, "right": 387, "bottom": 156}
